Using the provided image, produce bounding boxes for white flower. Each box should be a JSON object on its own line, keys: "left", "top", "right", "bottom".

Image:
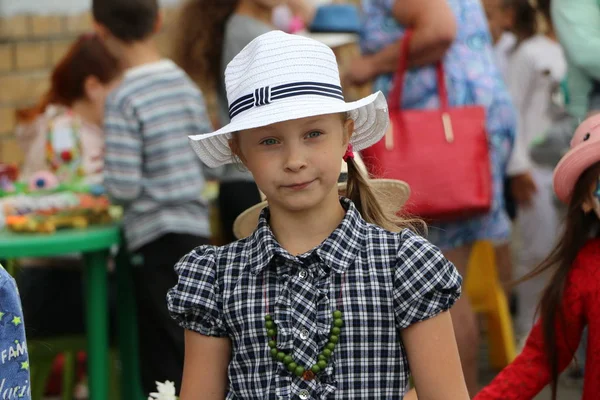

{"left": 148, "top": 380, "right": 178, "bottom": 400}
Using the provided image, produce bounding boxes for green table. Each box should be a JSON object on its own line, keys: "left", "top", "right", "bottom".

{"left": 0, "top": 225, "right": 144, "bottom": 400}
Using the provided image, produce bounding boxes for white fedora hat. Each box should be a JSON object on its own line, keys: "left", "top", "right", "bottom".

{"left": 188, "top": 30, "right": 389, "bottom": 168}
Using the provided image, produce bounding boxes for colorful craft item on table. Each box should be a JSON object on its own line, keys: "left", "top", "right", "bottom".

{"left": 0, "top": 177, "right": 15, "bottom": 193}
{"left": 45, "top": 113, "right": 84, "bottom": 182}
{"left": 2, "top": 192, "right": 80, "bottom": 216}
{"left": 28, "top": 170, "right": 60, "bottom": 192}
{"left": 6, "top": 213, "right": 99, "bottom": 234}
{"left": 0, "top": 164, "right": 18, "bottom": 193}
{"left": 89, "top": 184, "right": 106, "bottom": 197}
{"left": 0, "top": 164, "right": 18, "bottom": 181}
{"left": 1, "top": 188, "right": 115, "bottom": 234}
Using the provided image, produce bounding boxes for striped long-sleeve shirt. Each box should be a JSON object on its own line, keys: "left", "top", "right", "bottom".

{"left": 104, "top": 60, "right": 211, "bottom": 251}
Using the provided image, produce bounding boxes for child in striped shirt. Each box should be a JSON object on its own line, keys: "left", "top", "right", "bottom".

{"left": 92, "top": 0, "right": 213, "bottom": 394}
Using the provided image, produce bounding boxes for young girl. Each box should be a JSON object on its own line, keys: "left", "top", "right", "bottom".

{"left": 504, "top": 0, "right": 567, "bottom": 338}
{"left": 167, "top": 31, "right": 468, "bottom": 399}
{"left": 475, "top": 115, "right": 600, "bottom": 399}
{"left": 16, "top": 33, "right": 122, "bottom": 185}
{"left": 173, "top": 0, "right": 278, "bottom": 244}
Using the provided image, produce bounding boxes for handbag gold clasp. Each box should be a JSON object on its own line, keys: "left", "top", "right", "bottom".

{"left": 442, "top": 112, "right": 454, "bottom": 143}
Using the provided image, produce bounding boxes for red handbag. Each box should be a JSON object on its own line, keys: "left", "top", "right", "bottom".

{"left": 361, "top": 30, "right": 492, "bottom": 222}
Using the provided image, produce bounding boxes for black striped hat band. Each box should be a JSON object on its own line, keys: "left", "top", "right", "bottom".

{"left": 228, "top": 81, "right": 344, "bottom": 119}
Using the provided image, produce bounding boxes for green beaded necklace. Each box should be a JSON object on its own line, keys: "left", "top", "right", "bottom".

{"left": 263, "top": 272, "right": 345, "bottom": 381}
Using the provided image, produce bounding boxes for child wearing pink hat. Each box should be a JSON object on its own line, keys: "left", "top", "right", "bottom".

{"left": 475, "top": 115, "right": 600, "bottom": 400}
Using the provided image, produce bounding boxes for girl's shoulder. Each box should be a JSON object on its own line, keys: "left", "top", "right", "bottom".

{"left": 573, "top": 238, "right": 600, "bottom": 274}
{"left": 174, "top": 238, "right": 257, "bottom": 279}
{"left": 381, "top": 228, "right": 463, "bottom": 328}
{"left": 363, "top": 224, "right": 449, "bottom": 269}
{"left": 559, "top": 239, "right": 600, "bottom": 300}
{"left": 363, "top": 226, "right": 462, "bottom": 296}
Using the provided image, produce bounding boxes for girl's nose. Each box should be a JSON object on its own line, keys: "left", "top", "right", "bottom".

{"left": 284, "top": 145, "right": 308, "bottom": 172}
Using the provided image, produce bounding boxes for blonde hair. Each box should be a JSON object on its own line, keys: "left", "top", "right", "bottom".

{"left": 345, "top": 157, "right": 424, "bottom": 233}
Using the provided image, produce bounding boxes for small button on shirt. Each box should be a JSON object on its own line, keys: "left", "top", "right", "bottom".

{"left": 300, "top": 329, "right": 310, "bottom": 340}
{"left": 168, "top": 198, "right": 462, "bottom": 399}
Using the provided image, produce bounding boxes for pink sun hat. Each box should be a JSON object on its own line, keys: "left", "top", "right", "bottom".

{"left": 553, "top": 114, "right": 600, "bottom": 203}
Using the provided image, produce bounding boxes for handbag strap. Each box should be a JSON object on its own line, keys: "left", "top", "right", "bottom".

{"left": 388, "top": 29, "right": 449, "bottom": 111}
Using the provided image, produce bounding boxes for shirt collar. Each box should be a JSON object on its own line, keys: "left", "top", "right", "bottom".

{"left": 125, "top": 59, "right": 175, "bottom": 79}
{"left": 249, "top": 198, "right": 367, "bottom": 275}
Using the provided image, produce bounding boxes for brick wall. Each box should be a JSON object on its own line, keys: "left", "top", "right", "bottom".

{"left": 0, "top": 8, "right": 178, "bottom": 166}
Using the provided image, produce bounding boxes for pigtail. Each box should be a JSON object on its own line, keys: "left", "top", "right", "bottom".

{"left": 345, "top": 157, "right": 424, "bottom": 234}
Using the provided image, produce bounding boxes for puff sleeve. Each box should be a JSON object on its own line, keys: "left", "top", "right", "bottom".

{"left": 393, "top": 230, "right": 462, "bottom": 329}
{"left": 167, "top": 246, "right": 228, "bottom": 337}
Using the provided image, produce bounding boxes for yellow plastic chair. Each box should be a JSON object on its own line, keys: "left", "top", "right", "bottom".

{"left": 465, "top": 241, "right": 516, "bottom": 369}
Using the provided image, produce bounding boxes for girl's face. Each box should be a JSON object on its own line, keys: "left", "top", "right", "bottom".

{"left": 235, "top": 113, "right": 353, "bottom": 214}
{"left": 85, "top": 75, "right": 123, "bottom": 126}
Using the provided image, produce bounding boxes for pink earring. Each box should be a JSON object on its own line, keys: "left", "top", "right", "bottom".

{"left": 343, "top": 144, "right": 354, "bottom": 162}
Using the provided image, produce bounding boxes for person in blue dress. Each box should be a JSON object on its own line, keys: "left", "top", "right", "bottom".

{"left": 346, "top": 0, "right": 517, "bottom": 395}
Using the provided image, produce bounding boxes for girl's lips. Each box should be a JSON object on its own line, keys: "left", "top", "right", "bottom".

{"left": 283, "top": 179, "right": 315, "bottom": 190}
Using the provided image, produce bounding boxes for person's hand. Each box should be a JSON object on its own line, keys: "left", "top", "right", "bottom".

{"left": 510, "top": 171, "right": 537, "bottom": 207}
{"left": 344, "top": 56, "right": 377, "bottom": 87}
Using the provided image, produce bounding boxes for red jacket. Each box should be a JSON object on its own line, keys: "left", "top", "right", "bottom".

{"left": 475, "top": 238, "right": 600, "bottom": 400}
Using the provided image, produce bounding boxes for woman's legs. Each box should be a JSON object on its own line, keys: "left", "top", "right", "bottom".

{"left": 443, "top": 243, "right": 478, "bottom": 397}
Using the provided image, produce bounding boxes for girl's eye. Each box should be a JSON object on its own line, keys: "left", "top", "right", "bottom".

{"left": 306, "top": 131, "right": 322, "bottom": 139}
{"left": 260, "top": 138, "right": 279, "bottom": 146}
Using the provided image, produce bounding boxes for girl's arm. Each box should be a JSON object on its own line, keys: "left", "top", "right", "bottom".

{"left": 474, "top": 260, "right": 589, "bottom": 399}
{"left": 401, "top": 311, "right": 469, "bottom": 400}
{"left": 180, "top": 330, "right": 231, "bottom": 400}
{"left": 346, "top": 0, "right": 456, "bottom": 85}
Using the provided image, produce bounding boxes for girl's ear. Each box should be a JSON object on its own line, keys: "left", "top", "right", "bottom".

{"left": 228, "top": 136, "right": 247, "bottom": 166}
{"left": 343, "top": 118, "right": 354, "bottom": 147}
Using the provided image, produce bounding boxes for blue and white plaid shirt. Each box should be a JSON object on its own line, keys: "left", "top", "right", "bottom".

{"left": 168, "top": 198, "right": 461, "bottom": 399}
